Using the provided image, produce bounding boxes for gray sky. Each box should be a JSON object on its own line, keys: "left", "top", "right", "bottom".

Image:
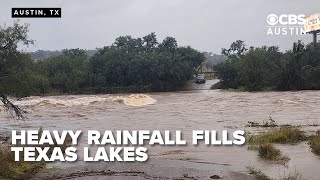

{"left": 0, "top": 0, "right": 319, "bottom": 54}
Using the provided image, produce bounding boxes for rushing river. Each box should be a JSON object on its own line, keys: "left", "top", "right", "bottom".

{"left": 1, "top": 88, "right": 320, "bottom": 179}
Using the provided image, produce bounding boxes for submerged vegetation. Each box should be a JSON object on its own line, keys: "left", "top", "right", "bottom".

{"left": 248, "top": 167, "right": 272, "bottom": 180}
{"left": 246, "top": 116, "right": 277, "bottom": 127}
{"left": 248, "top": 167, "right": 304, "bottom": 180}
{"left": 0, "top": 94, "right": 24, "bottom": 120}
{"left": 257, "top": 143, "right": 289, "bottom": 162}
{"left": 247, "top": 125, "right": 307, "bottom": 164}
{"left": 308, "top": 130, "right": 320, "bottom": 156}
{"left": 246, "top": 117, "right": 319, "bottom": 128}
{"left": 247, "top": 121, "right": 320, "bottom": 165}
{"left": 248, "top": 127, "right": 306, "bottom": 145}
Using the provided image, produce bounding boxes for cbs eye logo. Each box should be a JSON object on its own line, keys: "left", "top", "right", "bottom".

{"left": 267, "top": 14, "right": 279, "bottom": 26}
{"left": 267, "top": 14, "right": 305, "bottom": 26}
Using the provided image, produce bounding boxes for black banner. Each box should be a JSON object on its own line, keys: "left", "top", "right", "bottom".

{"left": 12, "top": 8, "right": 61, "bottom": 18}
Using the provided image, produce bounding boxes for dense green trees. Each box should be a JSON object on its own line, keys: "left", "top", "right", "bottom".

{"left": 2, "top": 22, "right": 320, "bottom": 96}
{"left": 0, "top": 21, "right": 47, "bottom": 97}
{"left": 1, "top": 22, "right": 205, "bottom": 96}
{"left": 40, "top": 33, "right": 204, "bottom": 93}
{"left": 36, "top": 49, "right": 89, "bottom": 93}
{"left": 215, "top": 40, "right": 320, "bottom": 91}
{"left": 89, "top": 33, "right": 205, "bottom": 92}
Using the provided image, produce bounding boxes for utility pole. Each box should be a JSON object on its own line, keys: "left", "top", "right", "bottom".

{"left": 304, "top": 13, "right": 320, "bottom": 45}
{"left": 313, "top": 31, "right": 318, "bottom": 45}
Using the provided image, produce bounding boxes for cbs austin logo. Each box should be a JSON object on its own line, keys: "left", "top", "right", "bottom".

{"left": 267, "top": 14, "right": 306, "bottom": 36}
{"left": 12, "top": 8, "right": 61, "bottom": 18}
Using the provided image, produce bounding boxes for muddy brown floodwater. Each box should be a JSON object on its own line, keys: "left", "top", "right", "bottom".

{"left": 1, "top": 88, "right": 320, "bottom": 179}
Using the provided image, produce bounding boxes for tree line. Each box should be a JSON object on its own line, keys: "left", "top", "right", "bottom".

{"left": 214, "top": 40, "right": 320, "bottom": 91}
{"left": 2, "top": 22, "right": 319, "bottom": 97}
{"left": 0, "top": 22, "right": 205, "bottom": 97}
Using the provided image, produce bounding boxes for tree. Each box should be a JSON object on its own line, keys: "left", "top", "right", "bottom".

{"left": 143, "top": 32, "right": 158, "bottom": 52}
{"left": 214, "top": 59, "right": 240, "bottom": 89}
{"left": 89, "top": 33, "right": 204, "bottom": 92}
{"left": 36, "top": 49, "right": 89, "bottom": 93}
{"left": 159, "top": 37, "right": 178, "bottom": 53}
{"left": 0, "top": 21, "right": 45, "bottom": 97}
{"left": 0, "top": 21, "right": 35, "bottom": 118}
{"left": 221, "top": 40, "right": 248, "bottom": 58}
{"left": 215, "top": 40, "right": 320, "bottom": 91}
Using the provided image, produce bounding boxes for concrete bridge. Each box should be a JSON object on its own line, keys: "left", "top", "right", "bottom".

{"left": 183, "top": 79, "right": 219, "bottom": 90}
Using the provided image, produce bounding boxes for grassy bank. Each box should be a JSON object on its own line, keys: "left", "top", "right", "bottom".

{"left": 0, "top": 128, "right": 72, "bottom": 180}
{"left": 0, "top": 145, "right": 45, "bottom": 180}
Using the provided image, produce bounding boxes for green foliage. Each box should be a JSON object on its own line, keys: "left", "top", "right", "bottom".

{"left": 30, "top": 49, "right": 99, "bottom": 61}
{"left": 31, "top": 33, "right": 204, "bottom": 94}
{"left": 0, "top": 128, "right": 72, "bottom": 179}
{"left": 214, "top": 58, "right": 241, "bottom": 89}
{"left": 89, "top": 33, "right": 205, "bottom": 92}
{"left": 0, "top": 21, "right": 48, "bottom": 97}
{"left": 36, "top": 49, "right": 89, "bottom": 93}
{"left": 0, "top": 145, "right": 45, "bottom": 180}
{"left": 221, "top": 40, "right": 248, "bottom": 59}
{"left": 215, "top": 40, "right": 320, "bottom": 91}
{"left": 1, "top": 22, "right": 204, "bottom": 96}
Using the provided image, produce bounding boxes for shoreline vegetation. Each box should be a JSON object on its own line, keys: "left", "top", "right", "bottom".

{"left": 246, "top": 118, "right": 320, "bottom": 156}
{"left": 0, "top": 22, "right": 205, "bottom": 98}
{"left": 2, "top": 22, "right": 320, "bottom": 98}
{"left": 213, "top": 40, "right": 320, "bottom": 92}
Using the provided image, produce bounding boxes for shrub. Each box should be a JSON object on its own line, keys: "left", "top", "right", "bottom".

{"left": 257, "top": 143, "right": 289, "bottom": 161}
{"left": 0, "top": 145, "right": 45, "bottom": 180}
{"left": 0, "top": 128, "right": 72, "bottom": 179}
{"left": 308, "top": 130, "right": 320, "bottom": 156}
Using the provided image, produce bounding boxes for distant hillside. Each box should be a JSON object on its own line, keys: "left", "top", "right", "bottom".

{"left": 203, "top": 52, "right": 227, "bottom": 65}
{"left": 30, "top": 50, "right": 61, "bottom": 60}
{"left": 30, "top": 49, "right": 99, "bottom": 60}
{"left": 202, "top": 52, "right": 227, "bottom": 71}
{"left": 30, "top": 50, "right": 227, "bottom": 68}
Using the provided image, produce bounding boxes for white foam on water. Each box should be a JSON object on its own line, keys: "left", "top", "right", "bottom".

{"left": 2, "top": 94, "right": 156, "bottom": 109}
{"left": 14, "top": 96, "right": 109, "bottom": 107}
{"left": 112, "top": 94, "right": 156, "bottom": 106}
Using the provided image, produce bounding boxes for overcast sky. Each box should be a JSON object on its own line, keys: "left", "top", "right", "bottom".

{"left": 0, "top": 0, "right": 319, "bottom": 53}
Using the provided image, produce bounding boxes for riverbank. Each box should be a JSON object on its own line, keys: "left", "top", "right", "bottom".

{"left": 33, "top": 159, "right": 255, "bottom": 180}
